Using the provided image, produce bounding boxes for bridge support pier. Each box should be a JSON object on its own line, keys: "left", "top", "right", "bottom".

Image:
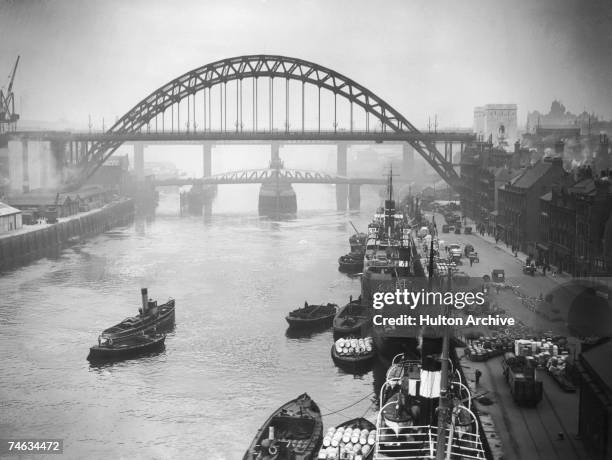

{"left": 134, "top": 142, "right": 145, "bottom": 182}
{"left": 336, "top": 143, "right": 348, "bottom": 211}
{"left": 202, "top": 143, "right": 212, "bottom": 177}
{"left": 21, "top": 139, "right": 30, "bottom": 193}
{"left": 270, "top": 142, "right": 281, "bottom": 165}
{"left": 444, "top": 142, "right": 453, "bottom": 164}
{"left": 402, "top": 143, "right": 414, "bottom": 179}
{"left": 348, "top": 183, "right": 360, "bottom": 210}
{"left": 5, "top": 139, "right": 20, "bottom": 193}
{"left": 80, "top": 142, "right": 88, "bottom": 164}
{"left": 7, "top": 139, "right": 56, "bottom": 193}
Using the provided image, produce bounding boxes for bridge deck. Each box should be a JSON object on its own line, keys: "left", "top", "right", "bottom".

{"left": 9, "top": 130, "right": 474, "bottom": 143}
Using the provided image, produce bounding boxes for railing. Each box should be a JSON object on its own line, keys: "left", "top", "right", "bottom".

{"left": 373, "top": 420, "right": 486, "bottom": 459}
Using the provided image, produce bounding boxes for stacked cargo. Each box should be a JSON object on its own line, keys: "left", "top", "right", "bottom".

{"left": 318, "top": 425, "right": 375, "bottom": 460}
{"left": 465, "top": 336, "right": 511, "bottom": 361}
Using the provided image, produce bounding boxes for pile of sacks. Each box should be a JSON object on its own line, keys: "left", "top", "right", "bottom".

{"left": 547, "top": 354, "right": 569, "bottom": 376}
{"left": 317, "top": 425, "right": 376, "bottom": 459}
{"left": 335, "top": 337, "right": 373, "bottom": 356}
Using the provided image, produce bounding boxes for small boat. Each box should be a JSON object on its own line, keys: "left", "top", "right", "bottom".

{"left": 243, "top": 393, "right": 323, "bottom": 460}
{"left": 286, "top": 303, "right": 337, "bottom": 330}
{"left": 318, "top": 417, "right": 377, "bottom": 459}
{"left": 333, "top": 299, "right": 371, "bottom": 338}
{"left": 331, "top": 336, "right": 375, "bottom": 373}
{"left": 338, "top": 253, "right": 364, "bottom": 273}
{"left": 101, "top": 288, "right": 175, "bottom": 340}
{"left": 87, "top": 333, "right": 166, "bottom": 362}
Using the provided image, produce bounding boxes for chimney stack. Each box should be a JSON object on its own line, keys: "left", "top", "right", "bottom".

{"left": 141, "top": 288, "right": 148, "bottom": 314}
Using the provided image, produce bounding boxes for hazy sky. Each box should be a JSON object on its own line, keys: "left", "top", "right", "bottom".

{"left": 1, "top": 0, "right": 611, "bottom": 130}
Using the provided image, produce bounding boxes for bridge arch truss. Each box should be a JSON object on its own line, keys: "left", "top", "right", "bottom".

{"left": 72, "top": 55, "right": 461, "bottom": 189}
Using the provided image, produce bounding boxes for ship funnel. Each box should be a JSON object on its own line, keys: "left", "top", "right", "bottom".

{"left": 141, "top": 288, "right": 148, "bottom": 313}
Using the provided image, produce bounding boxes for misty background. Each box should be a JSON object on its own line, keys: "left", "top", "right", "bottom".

{"left": 1, "top": 0, "right": 611, "bottom": 178}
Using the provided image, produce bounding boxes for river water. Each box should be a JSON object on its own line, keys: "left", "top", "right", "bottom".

{"left": 0, "top": 184, "right": 385, "bottom": 460}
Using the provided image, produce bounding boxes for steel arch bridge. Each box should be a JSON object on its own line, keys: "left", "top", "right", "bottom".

{"left": 69, "top": 55, "right": 461, "bottom": 189}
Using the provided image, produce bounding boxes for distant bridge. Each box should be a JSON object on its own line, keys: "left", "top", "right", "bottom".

{"left": 152, "top": 168, "right": 389, "bottom": 186}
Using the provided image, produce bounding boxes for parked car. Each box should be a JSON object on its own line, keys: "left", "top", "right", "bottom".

{"left": 452, "top": 271, "right": 471, "bottom": 286}
{"left": 448, "top": 243, "right": 462, "bottom": 259}
{"left": 492, "top": 269, "right": 505, "bottom": 282}
{"left": 523, "top": 263, "right": 536, "bottom": 275}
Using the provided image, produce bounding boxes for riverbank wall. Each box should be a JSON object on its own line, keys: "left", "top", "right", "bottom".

{"left": 0, "top": 199, "right": 135, "bottom": 271}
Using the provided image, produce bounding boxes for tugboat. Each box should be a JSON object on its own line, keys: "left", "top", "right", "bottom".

{"left": 100, "top": 288, "right": 175, "bottom": 341}
{"left": 87, "top": 333, "right": 166, "bottom": 363}
{"left": 244, "top": 393, "right": 323, "bottom": 460}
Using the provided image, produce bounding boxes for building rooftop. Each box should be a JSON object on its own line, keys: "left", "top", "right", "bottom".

{"left": 482, "top": 104, "right": 517, "bottom": 110}
{"left": 495, "top": 167, "right": 522, "bottom": 182}
{"left": 568, "top": 178, "right": 596, "bottom": 196}
{"left": 510, "top": 160, "right": 560, "bottom": 189}
{"left": 7, "top": 193, "right": 64, "bottom": 207}
{"left": 0, "top": 202, "right": 22, "bottom": 217}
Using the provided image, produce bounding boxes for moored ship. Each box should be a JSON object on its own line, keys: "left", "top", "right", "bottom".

{"left": 360, "top": 172, "right": 489, "bottom": 459}
{"left": 360, "top": 169, "right": 426, "bottom": 359}
{"left": 373, "top": 350, "right": 487, "bottom": 459}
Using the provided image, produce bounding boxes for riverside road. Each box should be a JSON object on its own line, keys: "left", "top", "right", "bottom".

{"left": 428, "top": 213, "right": 589, "bottom": 460}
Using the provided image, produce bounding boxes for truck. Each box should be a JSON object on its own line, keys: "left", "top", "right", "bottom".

{"left": 502, "top": 352, "right": 543, "bottom": 406}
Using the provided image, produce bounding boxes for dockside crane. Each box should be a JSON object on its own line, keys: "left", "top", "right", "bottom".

{"left": 0, "top": 55, "right": 20, "bottom": 133}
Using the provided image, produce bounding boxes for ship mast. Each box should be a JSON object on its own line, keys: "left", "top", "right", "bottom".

{"left": 387, "top": 165, "right": 394, "bottom": 201}
{"left": 436, "top": 267, "right": 452, "bottom": 459}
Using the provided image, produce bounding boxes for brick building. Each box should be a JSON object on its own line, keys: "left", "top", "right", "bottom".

{"left": 460, "top": 142, "right": 530, "bottom": 234}
{"left": 538, "top": 170, "right": 612, "bottom": 275}
{"left": 497, "top": 157, "right": 569, "bottom": 254}
{"left": 578, "top": 340, "right": 612, "bottom": 460}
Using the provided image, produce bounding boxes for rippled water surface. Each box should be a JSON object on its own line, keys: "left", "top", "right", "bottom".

{"left": 0, "top": 185, "right": 384, "bottom": 459}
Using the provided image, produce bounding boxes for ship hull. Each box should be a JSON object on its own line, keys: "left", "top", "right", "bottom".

{"left": 258, "top": 183, "right": 297, "bottom": 216}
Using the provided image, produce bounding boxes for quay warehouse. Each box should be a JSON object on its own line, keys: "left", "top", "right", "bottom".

{"left": 373, "top": 314, "right": 516, "bottom": 327}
